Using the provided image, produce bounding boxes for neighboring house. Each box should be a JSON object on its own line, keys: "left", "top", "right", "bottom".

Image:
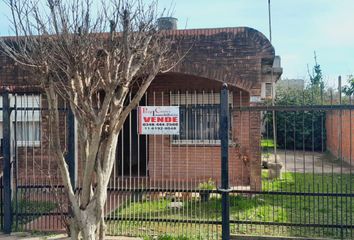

{"left": 0, "top": 18, "right": 282, "bottom": 190}
{"left": 276, "top": 78, "right": 305, "bottom": 91}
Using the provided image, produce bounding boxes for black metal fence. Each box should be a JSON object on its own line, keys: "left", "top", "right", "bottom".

{"left": 231, "top": 107, "right": 353, "bottom": 239}
{"left": 0, "top": 83, "right": 353, "bottom": 240}
{"left": 0, "top": 176, "right": 3, "bottom": 231}
{"left": 0, "top": 91, "right": 71, "bottom": 233}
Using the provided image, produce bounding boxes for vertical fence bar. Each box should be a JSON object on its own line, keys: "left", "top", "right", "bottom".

{"left": 338, "top": 76, "right": 344, "bottom": 239}
{"left": 3, "top": 90, "right": 12, "bottom": 234}
{"left": 67, "top": 108, "right": 76, "bottom": 190}
{"left": 66, "top": 107, "right": 76, "bottom": 233}
{"left": 220, "top": 83, "right": 230, "bottom": 240}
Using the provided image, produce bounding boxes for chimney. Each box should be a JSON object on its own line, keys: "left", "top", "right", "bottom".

{"left": 157, "top": 17, "right": 178, "bottom": 30}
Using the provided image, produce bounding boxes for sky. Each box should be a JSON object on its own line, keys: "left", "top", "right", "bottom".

{"left": 157, "top": 0, "right": 354, "bottom": 88}
{"left": 0, "top": 0, "right": 353, "bottom": 87}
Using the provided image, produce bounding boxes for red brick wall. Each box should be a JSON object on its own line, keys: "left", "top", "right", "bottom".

{"left": 169, "top": 27, "right": 275, "bottom": 92}
{"left": 15, "top": 96, "right": 67, "bottom": 185}
{"left": 326, "top": 110, "right": 354, "bottom": 166}
{"left": 0, "top": 27, "right": 272, "bottom": 190}
{"left": 0, "top": 27, "right": 275, "bottom": 94}
{"left": 1, "top": 72, "right": 262, "bottom": 191}
{"left": 147, "top": 74, "right": 261, "bottom": 190}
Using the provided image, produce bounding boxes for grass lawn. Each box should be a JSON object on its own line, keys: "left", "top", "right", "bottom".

{"left": 109, "top": 172, "right": 354, "bottom": 239}
{"left": 261, "top": 139, "right": 276, "bottom": 148}
{"left": 13, "top": 197, "right": 58, "bottom": 230}
{"left": 261, "top": 139, "right": 276, "bottom": 158}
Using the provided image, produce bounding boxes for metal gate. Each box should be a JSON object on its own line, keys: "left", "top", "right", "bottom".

{"left": 1, "top": 82, "right": 353, "bottom": 239}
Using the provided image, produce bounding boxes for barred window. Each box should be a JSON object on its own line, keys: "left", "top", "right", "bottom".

{"left": 0, "top": 94, "right": 41, "bottom": 147}
{"left": 12, "top": 95, "right": 41, "bottom": 146}
{"left": 15, "top": 121, "right": 41, "bottom": 146}
{"left": 171, "top": 93, "right": 232, "bottom": 144}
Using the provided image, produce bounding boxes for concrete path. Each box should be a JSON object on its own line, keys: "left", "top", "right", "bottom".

{"left": 263, "top": 150, "right": 354, "bottom": 173}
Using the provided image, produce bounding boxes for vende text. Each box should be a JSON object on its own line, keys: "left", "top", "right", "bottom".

{"left": 143, "top": 117, "right": 178, "bottom": 123}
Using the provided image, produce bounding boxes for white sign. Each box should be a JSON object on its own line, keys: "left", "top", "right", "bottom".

{"left": 250, "top": 96, "right": 261, "bottom": 103}
{"left": 138, "top": 106, "right": 180, "bottom": 135}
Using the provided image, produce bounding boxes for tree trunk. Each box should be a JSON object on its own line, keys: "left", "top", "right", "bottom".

{"left": 69, "top": 218, "right": 80, "bottom": 240}
{"left": 76, "top": 206, "right": 99, "bottom": 240}
{"left": 98, "top": 216, "right": 106, "bottom": 240}
{"left": 74, "top": 137, "right": 118, "bottom": 240}
{"left": 76, "top": 200, "right": 107, "bottom": 239}
{"left": 81, "top": 223, "right": 97, "bottom": 240}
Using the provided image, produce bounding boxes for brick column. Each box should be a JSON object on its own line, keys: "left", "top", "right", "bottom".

{"left": 249, "top": 107, "right": 262, "bottom": 191}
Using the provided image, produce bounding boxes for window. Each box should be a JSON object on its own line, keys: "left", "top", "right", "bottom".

{"left": 15, "top": 121, "right": 41, "bottom": 146}
{"left": 265, "top": 83, "right": 273, "bottom": 98}
{"left": 178, "top": 104, "right": 220, "bottom": 142}
{"left": 13, "top": 95, "right": 41, "bottom": 146}
{"left": 171, "top": 93, "right": 232, "bottom": 144}
{"left": 0, "top": 94, "right": 41, "bottom": 147}
{"left": 261, "top": 82, "right": 274, "bottom": 99}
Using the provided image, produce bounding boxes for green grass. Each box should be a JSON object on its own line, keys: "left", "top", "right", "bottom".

{"left": 110, "top": 172, "right": 354, "bottom": 239}
{"left": 262, "top": 170, "right": 353, "bottom": 192}
{"left": 13, "top": 197, "right": 58, "bottom": 229}
{"left": 107, "top": 221, "right": 220, "bottom": 239}
{"left": 143, "top": 234, "right": 200, "bottom": 240}
{"left": 261, "top": 139, "right": 276, "bottom": 148}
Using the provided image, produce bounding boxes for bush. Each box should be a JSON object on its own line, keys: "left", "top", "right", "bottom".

{"left": 197, "top": 178, "right": 216, "bottom": 190}
{"left": 264, "top": 86, "right": 326, "bottom": 151}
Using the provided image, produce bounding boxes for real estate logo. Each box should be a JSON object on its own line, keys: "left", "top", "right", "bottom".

{"left": 138, "top": 106, "right": 180, "bottom": 135}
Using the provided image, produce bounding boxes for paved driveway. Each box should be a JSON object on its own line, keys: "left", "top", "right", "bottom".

{"left": 263, "top": 150, "right": 354, "bottom": 174}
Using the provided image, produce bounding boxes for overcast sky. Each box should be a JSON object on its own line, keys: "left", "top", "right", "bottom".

{"left": 0, "top": 0, "right": 353, "bottom": 87}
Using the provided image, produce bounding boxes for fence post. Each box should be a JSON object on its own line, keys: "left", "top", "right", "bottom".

{"left": 220, "top": 83, "right": 230, "bottom": 240}
{"left": 66, "top": 108, "right": 76, "bottom": 190}
{"left": 2, "top": 90, "right": 12, "bottom": 234}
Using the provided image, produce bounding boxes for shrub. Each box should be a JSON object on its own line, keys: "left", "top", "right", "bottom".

{"left": 264, "top": 86, "right": 326, "bottom": 151}
{"left": 197, "top": 178, "right": 216, "bottom": 190}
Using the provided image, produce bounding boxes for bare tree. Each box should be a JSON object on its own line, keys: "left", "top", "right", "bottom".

{"left": 1, "top": 0, "right": 174, "bottom": 239}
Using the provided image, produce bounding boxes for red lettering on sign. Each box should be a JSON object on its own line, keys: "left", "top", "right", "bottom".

{"left": 143, "top": 116, "right": 179, "bottom": 123}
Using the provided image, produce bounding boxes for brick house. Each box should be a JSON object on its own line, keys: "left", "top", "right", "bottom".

{"left": 0, "top": 22, "right": 281, "bottom": 191}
